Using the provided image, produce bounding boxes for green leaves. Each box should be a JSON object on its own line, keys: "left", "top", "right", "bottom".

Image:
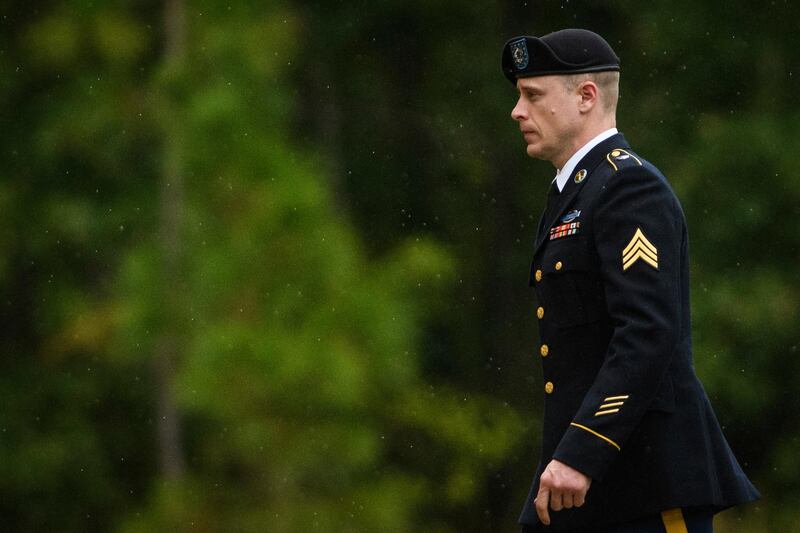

{"left": 3, "top": 0, "right": 798, "bottom": 531}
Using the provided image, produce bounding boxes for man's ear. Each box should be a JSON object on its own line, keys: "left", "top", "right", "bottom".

{"left": 577, "top": 81, "right": 599, "bottom": 112}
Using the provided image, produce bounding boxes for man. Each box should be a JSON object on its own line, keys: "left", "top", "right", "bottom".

{"left": 502, "top": 29, "right": 759, "bottom": 532}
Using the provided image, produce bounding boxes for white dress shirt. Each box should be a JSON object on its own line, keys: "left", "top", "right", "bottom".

{"left": 554, "top": 128, "right": 618, "bottom": 192}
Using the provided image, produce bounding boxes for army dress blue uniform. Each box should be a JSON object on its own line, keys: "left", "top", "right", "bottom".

{"left": 502, "top": 30, "right": 760, "bottom": 531}
{"left": 517, "top": 132, "right": 760, "bottom": 531}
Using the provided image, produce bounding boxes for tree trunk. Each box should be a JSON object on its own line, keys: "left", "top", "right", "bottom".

{"left": 154, "top": 0, "right": 187, "bottom": 481}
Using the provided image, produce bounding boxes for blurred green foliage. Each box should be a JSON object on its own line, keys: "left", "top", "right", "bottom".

{"left": 1, "top": 0, "right": 796, "bottom": 531}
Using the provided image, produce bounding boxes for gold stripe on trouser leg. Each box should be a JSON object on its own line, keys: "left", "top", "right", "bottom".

{"left": 660, "top": 508, "right": 688, "bottom": 533}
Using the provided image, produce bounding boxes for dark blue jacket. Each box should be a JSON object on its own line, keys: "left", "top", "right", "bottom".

{"left": 519, "top": 133, "right": 759, "bottom": 530}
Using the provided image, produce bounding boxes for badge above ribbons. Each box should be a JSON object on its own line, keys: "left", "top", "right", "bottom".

{"left": 561, "top": 209, "right": 581, "bottom": 223}
{"left": 550, "top": 210, "right": 582, "bottom": 241}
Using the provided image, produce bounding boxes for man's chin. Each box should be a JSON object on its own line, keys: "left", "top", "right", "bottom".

{"left": 525, "top": 144, "right": 546, "bottom": 160}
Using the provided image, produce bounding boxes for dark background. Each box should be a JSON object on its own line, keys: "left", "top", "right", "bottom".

{"left": 1, "top": 0, "right": 796, "bottom": 531}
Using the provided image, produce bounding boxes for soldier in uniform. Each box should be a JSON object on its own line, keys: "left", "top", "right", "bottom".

{"left": 501, "top": 29, "right": 759, "bottom": 532}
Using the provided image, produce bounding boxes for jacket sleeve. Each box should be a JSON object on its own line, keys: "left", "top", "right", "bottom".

{"left": 551, "top": 164, "right": 684, "bottom": 481}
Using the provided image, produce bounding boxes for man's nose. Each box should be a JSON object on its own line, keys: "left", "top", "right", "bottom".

{"left": 511, "top": 97, "right": 526, "bottom": 121}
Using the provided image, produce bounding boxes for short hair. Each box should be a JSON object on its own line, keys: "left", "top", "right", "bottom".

{"left": 562, "top": 71, "right": 620, "bottom": 114}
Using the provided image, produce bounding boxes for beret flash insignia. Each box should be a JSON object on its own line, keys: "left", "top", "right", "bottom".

{"left": 509, "top": 38, "right": 529, "bottom": 70}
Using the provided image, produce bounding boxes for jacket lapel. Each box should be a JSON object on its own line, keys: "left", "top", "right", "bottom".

{"left": 532, "top": 133, "right": 631, "bottom": 257}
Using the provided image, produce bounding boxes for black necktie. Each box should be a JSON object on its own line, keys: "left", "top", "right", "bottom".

{"left": 548, "top": 178, "right": 561, "bottom": 198}
{"left": 537, "top": 180, "right": 561, "bottom": 245}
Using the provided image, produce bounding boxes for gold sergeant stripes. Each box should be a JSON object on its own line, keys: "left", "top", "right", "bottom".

{"left": 622, "top": 228, "right": 658, "bottom": 271}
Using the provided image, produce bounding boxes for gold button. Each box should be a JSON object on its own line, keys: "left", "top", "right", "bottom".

{"left": 555, "top": 261, "right": 563, "bottom": 271}
{"left": 545, "top": 381, "right": 554, "bottom": 394}
{"left": 537, "top": 306, "right": 544, "bottom": 319}
{"left": 535, "top": 269, "right": 542, "bottom": 282}
{"left": 540, "top": 344, "right": 549, "bottom": 357}
{"left": 611, "top": 150, "right": 621, "bottom": 157}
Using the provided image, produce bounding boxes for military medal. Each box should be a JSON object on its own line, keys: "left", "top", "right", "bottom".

{"left": 549, "top": 221, "right": 580, "bottom": 240}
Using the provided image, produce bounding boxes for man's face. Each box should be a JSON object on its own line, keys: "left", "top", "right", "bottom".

{"left": 511, "top": 75, "right": 581, "bottom": 165}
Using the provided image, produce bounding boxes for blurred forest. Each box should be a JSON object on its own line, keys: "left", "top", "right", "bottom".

{"left": 1, "top": 0, "right": 797, "bottom": 531}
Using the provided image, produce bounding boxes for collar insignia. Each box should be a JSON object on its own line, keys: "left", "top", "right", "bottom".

{"left": 574, "top": 168, "right": 587, "bottom": 183}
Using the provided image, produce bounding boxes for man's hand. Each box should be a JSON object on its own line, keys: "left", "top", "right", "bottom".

{"left": 534, "top": 459, "right": 592, "bottom": 526}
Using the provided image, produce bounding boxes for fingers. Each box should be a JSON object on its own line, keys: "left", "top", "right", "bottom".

{"left": 535, "top": 460, "right": 593, "bottom": 525}
{"left": 535, "top": 486, "right": 551, "bottom": 526}
{"left": 549, "top": 489, "right": 563, "bottom": 512}
{"left": 572, "top": 477, "right": 590, "bottom": 508}
{"left": 574, "top": 489, "right": 587, "bottom": 508}
{"left": 561, "top": 491, "right": 574, "bottom": 509}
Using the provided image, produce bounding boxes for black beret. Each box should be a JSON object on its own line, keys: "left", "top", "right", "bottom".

{"left": 501, "top": 29, "right": 620, "bottom": 85}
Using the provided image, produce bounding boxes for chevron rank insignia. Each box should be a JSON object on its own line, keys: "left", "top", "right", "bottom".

{"left": 622, "top": 228, "right": 658, "bottom": 271}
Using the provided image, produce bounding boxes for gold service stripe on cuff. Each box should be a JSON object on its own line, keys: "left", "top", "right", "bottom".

{"left": 594, "top": 409, "right": 620, "bottom": 416}
{"left": 603, "top": 395, "right": 629, "bottom": 402}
